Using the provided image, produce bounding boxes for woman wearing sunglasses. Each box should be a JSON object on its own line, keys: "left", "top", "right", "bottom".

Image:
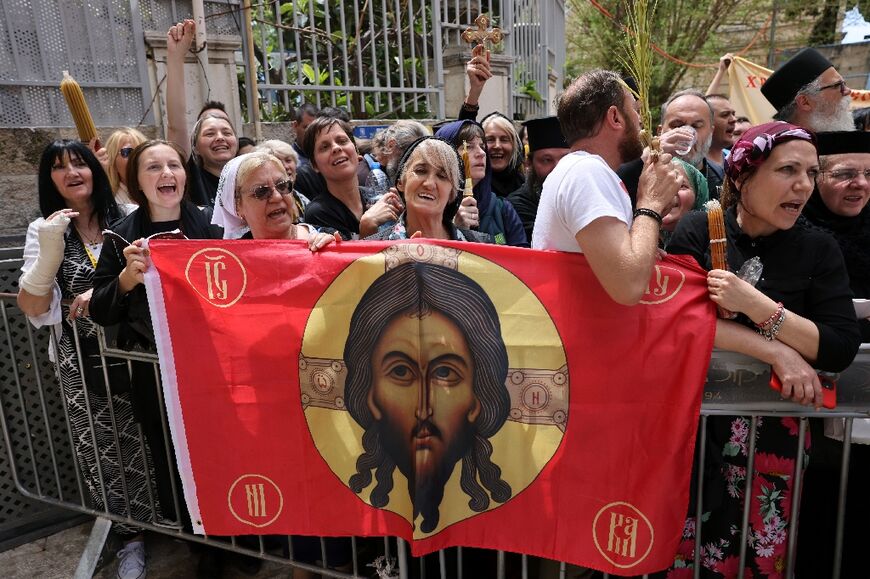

{"left": 103, "top": 128, "right": 147, "bottom": 205}
{"left": 213, "top": 152, "right": 338, "bottom": 248}
{"left": 253, "top": 139, "right": 310, "bottom": 222}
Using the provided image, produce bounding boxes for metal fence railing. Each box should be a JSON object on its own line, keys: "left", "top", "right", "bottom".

{"left": 1, "top": 289, "right": 868, "bottom": 578}
{"left": 245, "top": 0, "right": 447, "bottom": 122}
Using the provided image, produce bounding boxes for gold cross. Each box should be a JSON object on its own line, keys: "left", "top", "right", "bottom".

{"left": 461, "top": 14, "right": 503, "bottom": 46}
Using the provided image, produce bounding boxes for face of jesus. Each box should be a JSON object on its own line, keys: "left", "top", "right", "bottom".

{"left": 367, "top": 309, "right": 480, "bottom": 495}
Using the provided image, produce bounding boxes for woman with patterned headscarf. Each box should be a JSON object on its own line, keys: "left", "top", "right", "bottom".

{"left": 663, "top": 122, "right": 860, "bottom": 577}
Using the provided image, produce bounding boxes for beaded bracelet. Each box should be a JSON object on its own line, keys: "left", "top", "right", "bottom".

{"left": 758, "top": 306, "right": 786, "bottom": 341}
{"left": 756, "top": 302, "right": 784, "bottom": 330}
{"left": 633, "top": 207, "right": 663, "bottom": 226}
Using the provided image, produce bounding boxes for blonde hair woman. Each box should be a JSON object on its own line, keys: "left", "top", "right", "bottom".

{"left": 255, "top": 139, "right": 309, "bottom": 220}
{"left": 103, "top": 127, "right": 147, "bottom": 204}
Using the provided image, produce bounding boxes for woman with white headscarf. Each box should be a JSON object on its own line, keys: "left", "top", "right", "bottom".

{"left": 212, "top": 152, "right": 339, "bottom": 248}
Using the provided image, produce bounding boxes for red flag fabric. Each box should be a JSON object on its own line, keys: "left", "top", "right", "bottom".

{"left": 144, "top": 239, "right": 715, "bottom": 575}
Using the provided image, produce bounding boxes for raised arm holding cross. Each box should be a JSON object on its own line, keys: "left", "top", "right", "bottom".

{"left": 460, "top": 15, "right": 502, "bottom": 118}
{"left": 461, "top": 14, "right": 503, "bottom": 47}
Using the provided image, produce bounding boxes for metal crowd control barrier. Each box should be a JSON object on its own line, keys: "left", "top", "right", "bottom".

{"left": 1, "top": 290, "right": 868, "bottom": 579}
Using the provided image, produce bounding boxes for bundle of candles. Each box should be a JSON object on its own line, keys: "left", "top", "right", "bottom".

{"left": 462, "top": 140, "right": 474, "bottom": 198}
{"left": 60, "top": 71, "right": 99, "bottom": 146}
{"left": 705, "top": 199, "right": 733, "bottom": 318}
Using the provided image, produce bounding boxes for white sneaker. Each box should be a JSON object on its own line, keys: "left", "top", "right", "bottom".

{"left": 117, "top": 540, "right": 147, "bottom": 579}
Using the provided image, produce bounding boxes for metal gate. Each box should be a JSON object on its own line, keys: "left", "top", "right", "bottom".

{"left": 0, "top": 250, "right": 85, "bottom": 552}
{"left": 0, "top": 0, "right": 153, "bottom": 128}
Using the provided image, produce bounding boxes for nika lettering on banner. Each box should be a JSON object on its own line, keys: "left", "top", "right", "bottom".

{"left": 144, "top": 240, "right": 715, "bottom": 575}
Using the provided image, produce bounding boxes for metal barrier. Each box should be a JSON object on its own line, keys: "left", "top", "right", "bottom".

{"left": 1, "top": 289, "right": 868, "bottom": 578}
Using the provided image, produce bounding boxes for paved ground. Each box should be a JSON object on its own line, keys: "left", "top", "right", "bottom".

{"left": 0, "top": 520, "right": 297, "bottom": 578}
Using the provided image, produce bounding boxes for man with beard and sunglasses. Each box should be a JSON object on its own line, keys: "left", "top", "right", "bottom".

{"left": 762, "top": 47, "right": 855, "bottom": 133}
{"left": 532, "top": 70, "right": 682, "bottom": 306}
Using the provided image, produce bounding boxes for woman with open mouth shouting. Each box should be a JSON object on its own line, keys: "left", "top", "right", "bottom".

{"left": 661, "top": 121, "right": 861, "bottom": 577}
{"left": 212, "top": 151, "right": 340, "bottom": 250}
{"left": 301, "top": 116, "right": 404, "bottom": 239}
{"left": 365, "top": 136, "right": 492, "bottom": 243}
{"left": 90, "top": 140, "right": 222, "bottom": 541}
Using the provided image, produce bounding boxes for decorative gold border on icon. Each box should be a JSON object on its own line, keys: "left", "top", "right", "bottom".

{"left": 185, "top": 248, "right": 247, "bottom": 308}
{"left": 639, "top": 265, "right": 685, "bottom": 305}
{"left": 227, "top": 473, "right": 284, "bottom": 528}
{"left": 591, "top": 501, "right": 655, "bottom": 569}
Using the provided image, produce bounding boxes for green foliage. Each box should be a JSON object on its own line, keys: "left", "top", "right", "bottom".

{"left": 515, "top": 80, "right": 543, "bottom": 103}
{"left": 246, "top": 0, "right": 435, "bottom": 120}
{"left": 564, "top": 0, "right": 852, "bottom": 124}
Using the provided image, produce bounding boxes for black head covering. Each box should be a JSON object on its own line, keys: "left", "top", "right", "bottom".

{"left": 761, "top": 48, "right": 834, "bottom": 111}
{"left": 523, "top": 116, "right": 568, "bottom": 152}
{"left": 816, "top": 131, "right": 870, "bottom": 156}
{"left": 803, "top": 129, "right": 870, "bottom": 311}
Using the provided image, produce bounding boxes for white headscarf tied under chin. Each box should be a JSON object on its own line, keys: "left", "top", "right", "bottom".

{"left": 211, "top": 153, "right": 253, "bottom": 239}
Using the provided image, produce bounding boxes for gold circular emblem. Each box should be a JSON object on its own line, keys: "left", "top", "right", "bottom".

{"left": 299, "top": 244, "right": 569, "bottom": 537}
{"left": 592, "top": 501, "right": 655, "bottom": 568}
{"left": 639, "top": 265, "right": 685, "bottom": 305}
{"left": 227, "top": 474, "right": 283, "bottom": 528}
{"left": 184, "top": 248, "right": 247, "bottom": 308}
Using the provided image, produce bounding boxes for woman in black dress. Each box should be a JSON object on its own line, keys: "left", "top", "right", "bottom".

{"left": 91, "top": 140, "right": 220, "bottom": 534}
{"left": 664, "top": 122, "right": 861, "bottom": 577}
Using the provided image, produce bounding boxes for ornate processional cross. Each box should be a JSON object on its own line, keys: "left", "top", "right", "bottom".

{"left": 461, "top": 14, "right": 503, "bottom": 48}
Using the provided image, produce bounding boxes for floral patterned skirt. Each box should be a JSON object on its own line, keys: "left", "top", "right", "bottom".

{"left": 663, "top": 416, "right": 809, "bottom": 578}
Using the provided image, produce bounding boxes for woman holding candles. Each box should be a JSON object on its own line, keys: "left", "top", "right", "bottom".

{"left": 301, "top": 116, "right": 403, "bottom": 239}
{"left": 662, "top": 122, "right": 861, "bottom": 577}
{"left": 365, "top": 137, "right": 491, "bottom": 242}
{"left": 434, "top": 119, "right": 527, "bottom": 246}
{"left": 17, "top": 140, "right": 158, "bottom": 579}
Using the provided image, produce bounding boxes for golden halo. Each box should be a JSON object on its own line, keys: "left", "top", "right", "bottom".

{"left": 300, "top": 243, "right": 568, "bottom": 537}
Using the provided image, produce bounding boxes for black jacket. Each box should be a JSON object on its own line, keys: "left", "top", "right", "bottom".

{"left": 91, "top": 201, "right": 220, "bottom": 350}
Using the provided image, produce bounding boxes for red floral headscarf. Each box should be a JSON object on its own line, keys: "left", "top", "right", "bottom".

{"left": 725, "top": 121, "right": 816, "bottom": 184}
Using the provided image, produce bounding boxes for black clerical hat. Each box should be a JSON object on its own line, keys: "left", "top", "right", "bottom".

{"left": 523, "top": 116, "right": 568, "bottom": 152}
{"left": 761, "top": 48, "right": 834, "bottom": 110}
{"left": 816, "top": 131, "right": 870, "bottom": 155}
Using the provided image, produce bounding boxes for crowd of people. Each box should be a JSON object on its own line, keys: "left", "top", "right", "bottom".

{"left": 16, "top": 14, "right": 870, "bottom": 578}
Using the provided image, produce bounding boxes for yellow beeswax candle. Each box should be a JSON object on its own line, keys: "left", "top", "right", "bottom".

{"left": 60, "top": 71, "right": 98, "bottom": 143}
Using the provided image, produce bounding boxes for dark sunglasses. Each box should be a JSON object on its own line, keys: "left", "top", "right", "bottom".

{"left": 119, "top": 146, "right": 135, "bottom": 159}
{"left": 250, "top": 179, "right": 292, "bottom": 201}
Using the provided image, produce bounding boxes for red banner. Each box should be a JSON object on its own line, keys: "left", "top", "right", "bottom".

{"left": 144, "top": 239, "right": 715, "bottom": 575}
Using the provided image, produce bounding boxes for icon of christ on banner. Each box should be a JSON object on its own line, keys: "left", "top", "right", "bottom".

{"left": 300, "top": 244, "right": 569, "bottom": 537}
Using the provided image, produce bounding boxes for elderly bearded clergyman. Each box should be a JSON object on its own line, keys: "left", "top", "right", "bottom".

{"left": 343, "top": 261, "right": 512, "bottom": 533}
